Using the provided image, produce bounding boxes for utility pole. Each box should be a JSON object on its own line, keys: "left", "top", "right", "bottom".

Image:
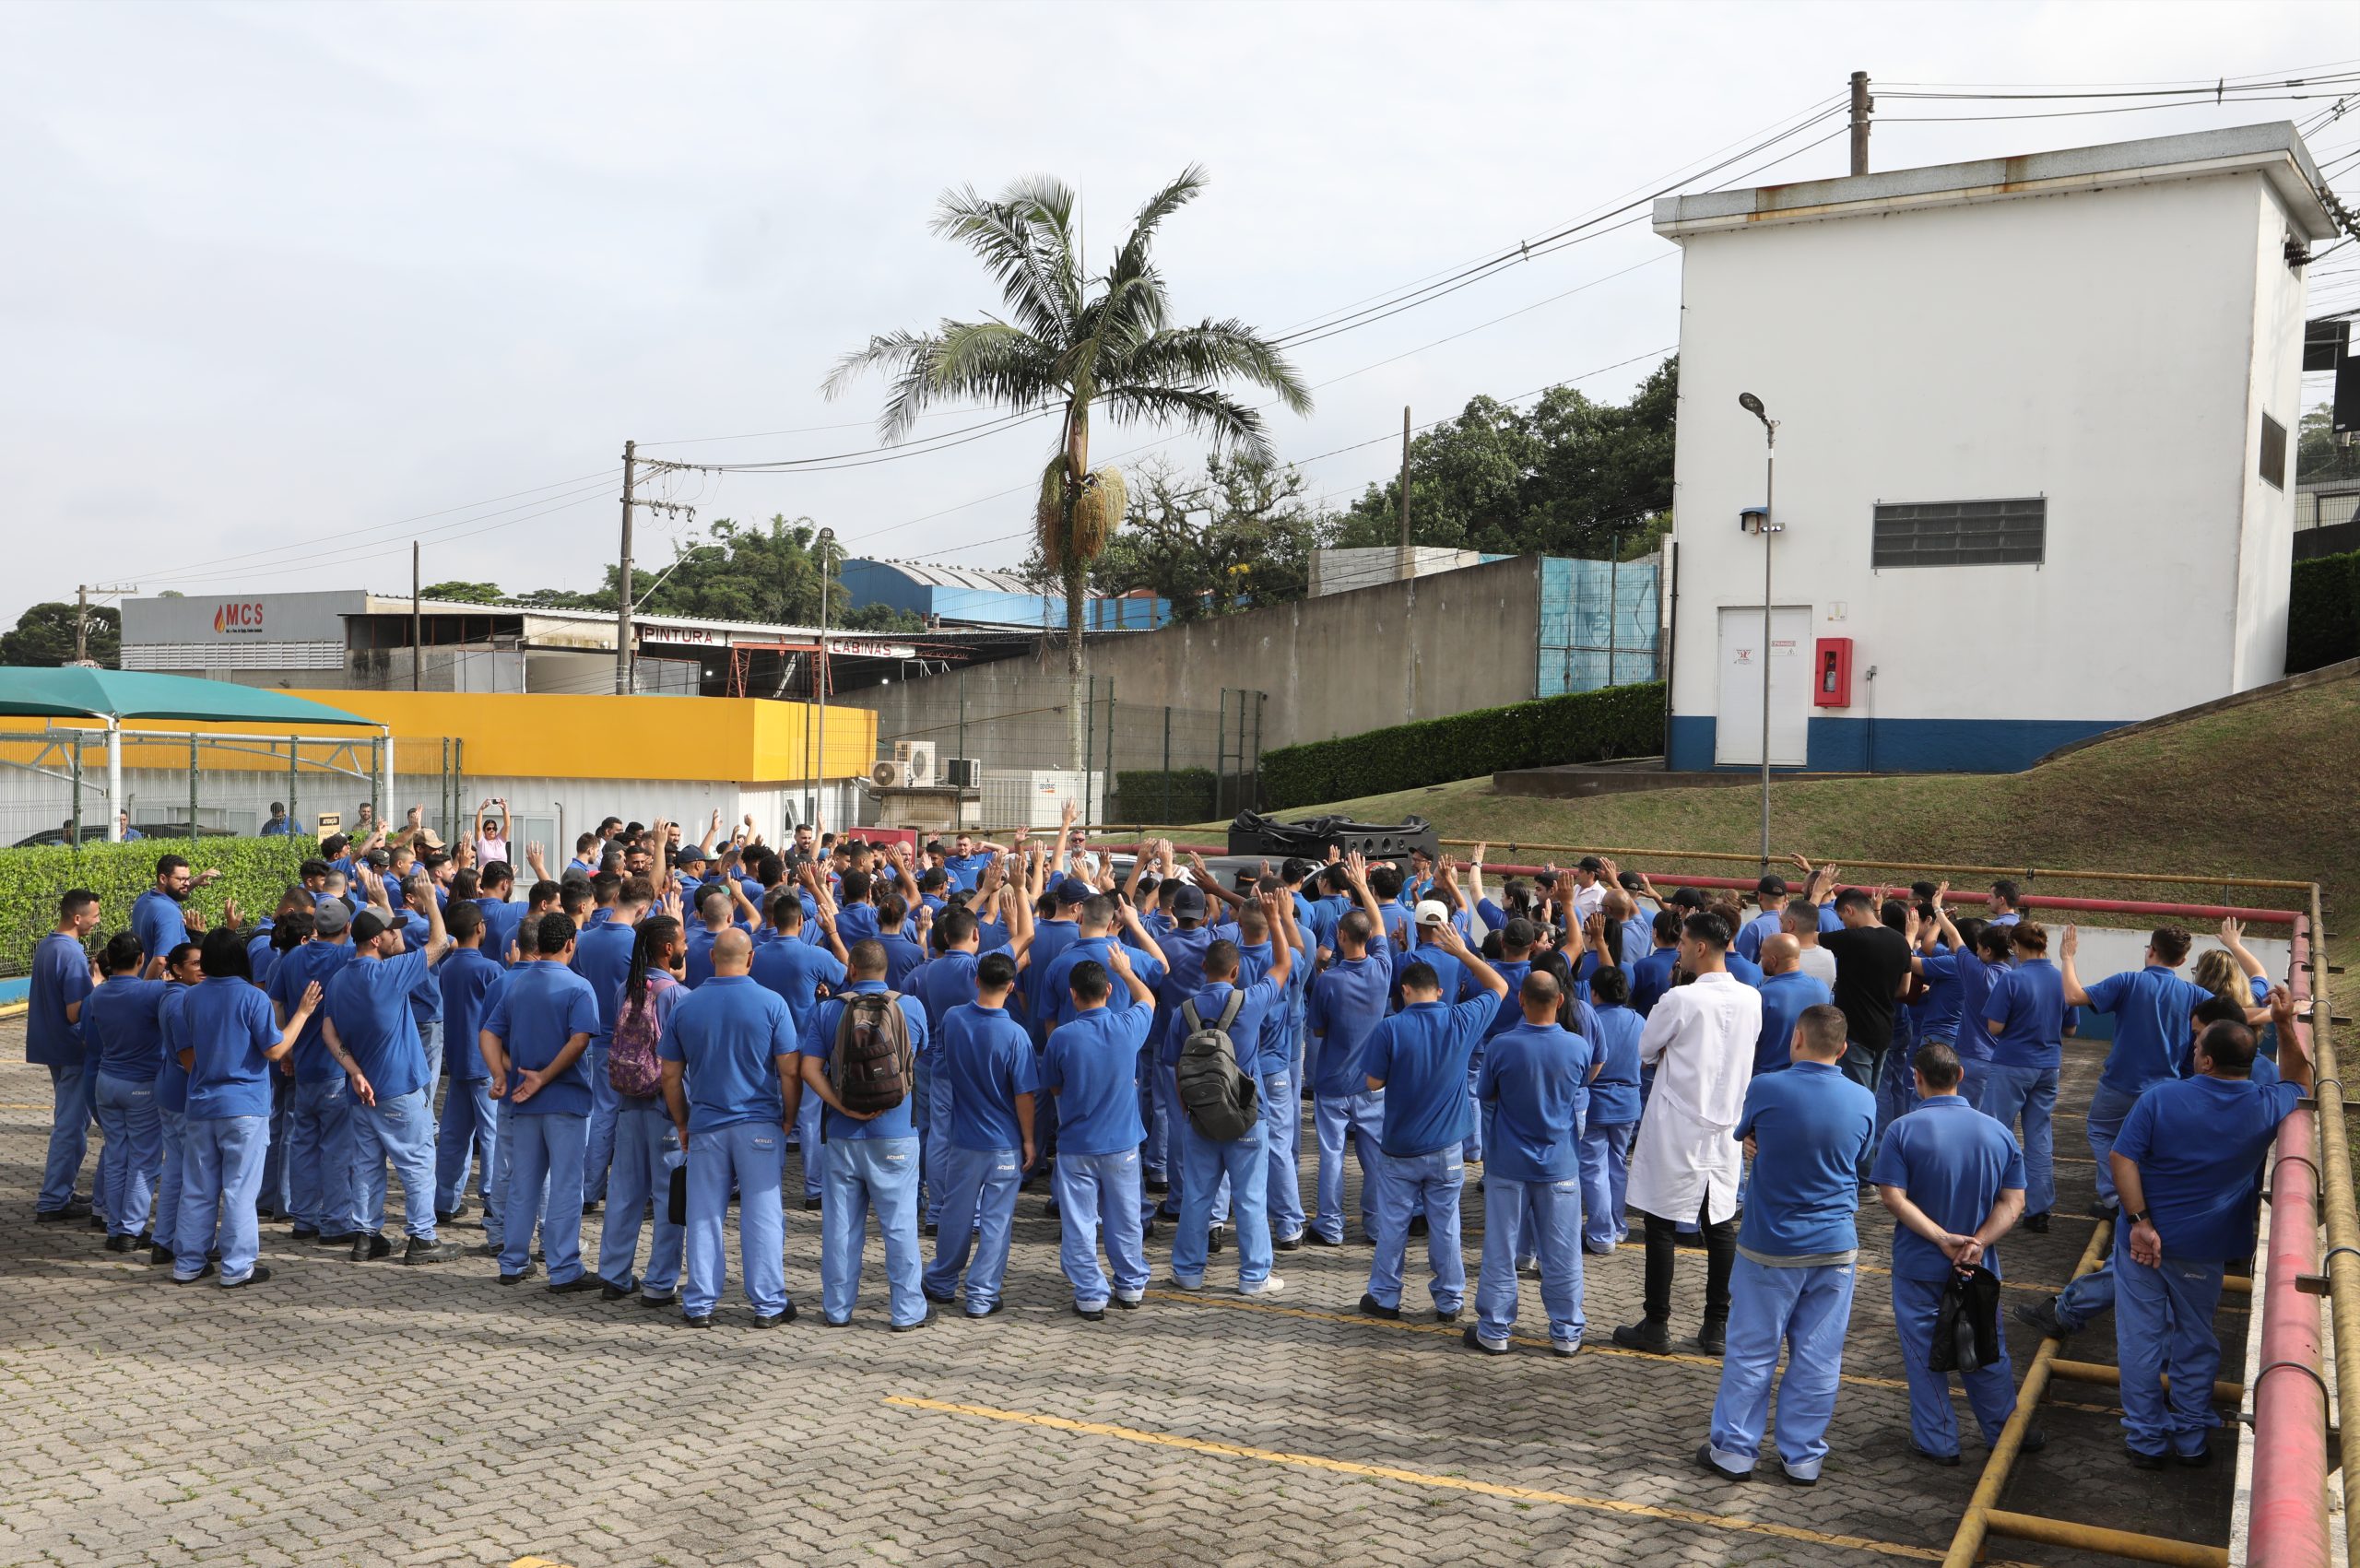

{"left": 615, "top": 439, "right": 638, "bottom": 695}
{"left": 815, "top": 526, "right": 834, "bottom": 833}
{"left": 411, "top": 541, "right": 422, "bottom": 690}
{"left": 1849, "top": 70, "right": 1873, "bottom": 176}
{"left": 1398, "top": 406, "right": 1412, "bottom": 577}
{"left": 75, "top": 583, "right": 137, "bottom": 667}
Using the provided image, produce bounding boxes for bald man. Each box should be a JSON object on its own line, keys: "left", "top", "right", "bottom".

{"left": 662, "top": 925, "right": 804, "bottom": 1326}
{"left": 1753, "top": 935, "right": 1834, "bottom": 1077}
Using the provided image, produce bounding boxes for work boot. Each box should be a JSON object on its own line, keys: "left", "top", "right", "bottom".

{"left": 2012, "top": 1297, "right": 2073, "bottom": 1339}
{"left": 350, "top": 1232, "right": 393, "bottom": 1262}
{"left": 1695, "top": 1315, "right": 1728, "bottom": 1356}
{"left": 401, "top": 1237, "right": 461, "bottom": 1266}
{"left": 1611, "top": 1317, "right": 1673, "bottom": 1355}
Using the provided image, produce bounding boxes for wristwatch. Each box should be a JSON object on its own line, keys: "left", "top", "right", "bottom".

{"left": 2126, "top": 1210, "right": 2150, "bottom": 1226}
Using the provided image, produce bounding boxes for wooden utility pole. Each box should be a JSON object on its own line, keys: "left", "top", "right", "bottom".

{"left": 411, "top": 541, "right": 422, "bottom": 690}
{"left": 1398, "top": 406, "right": 1412, "bottom": 577}
{"left": 75, "top": 583, "right": 136, "bottom": 666}
{"left": 1849, "top": 71, "right": 1872, "bottom": 176}
{"left": 615, "top": 440, "right": 637, "bottom": 695}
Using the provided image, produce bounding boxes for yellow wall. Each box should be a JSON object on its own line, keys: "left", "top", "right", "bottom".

{"left": 0, "top": 693, "right": 876, "bottom": 784}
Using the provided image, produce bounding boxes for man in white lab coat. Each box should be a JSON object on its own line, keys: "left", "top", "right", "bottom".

{"left": 1612, "top": 910, "right": 1763, "bottom": 1357}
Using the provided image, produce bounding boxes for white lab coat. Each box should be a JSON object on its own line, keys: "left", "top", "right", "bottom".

{"left": 1626, "top": 972, "right": 1764, "bottom": 1226}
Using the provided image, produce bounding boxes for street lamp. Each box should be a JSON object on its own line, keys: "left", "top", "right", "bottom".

{"left": 1738, "top": 392, "right": 1779, "bottom": 869}
{"left": 815, "top": 527, "right": 834, "bottom": 836}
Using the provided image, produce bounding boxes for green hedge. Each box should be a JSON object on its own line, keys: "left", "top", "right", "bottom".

{"left": 1261, "top": 682, "right": 1666, "bottom": 809}
{"left": 1113, "top": 768, "right": 1219, "bottom": 824}
{"left": 2287, "top": 548, "right": 2360, "bottom": 675}
{"left": 0, "top": 837, "right": 316, "bottom": 975}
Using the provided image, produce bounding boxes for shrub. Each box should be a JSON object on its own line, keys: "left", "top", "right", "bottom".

{"left": 0, "top": 837, "right": 316, "bottom": 975}
{"left": 1113, "top": 768, "right": 1218, "bottom": 824}
{"left": 2286, "top": 548, "right": 2360, "bottom": 675}
{"left": 1261, "top": 682, "right": 1665, "bottom": 808}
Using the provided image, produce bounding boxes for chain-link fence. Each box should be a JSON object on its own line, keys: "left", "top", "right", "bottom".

{"left": 0, "top": 725, "right": 467, "bottom": 848}
{"left": 844, "top": 670, "right": 1266, "bottom": 828}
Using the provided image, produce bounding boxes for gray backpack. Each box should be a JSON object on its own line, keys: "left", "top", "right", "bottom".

{"left": 1176, "top": 993, "right": 1260, "bottom": 1141}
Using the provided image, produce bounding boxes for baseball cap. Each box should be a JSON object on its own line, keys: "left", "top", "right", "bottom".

{"left": 1415, "top": 899, "right": 1450, "bottom": 927}
{"left": 416, "top": 829, "right": 446, "bottom": 852}
{"left": 1173, "top": 885, "right": 1208, "bottom": 917}
{"left": 1757, "top": 874, "right": 1788, "bottom": 897}
{"left": 349, "top": 909, "right": 391, "bottom": 945}
{"left": 677, "top": 844, "right": 709, "bottom": 865}
{"left": 1055, "top": 877, "right": 1092, "bottom": 905}
{"left": 312, "top": 899, "right": 350, "bottom": 936}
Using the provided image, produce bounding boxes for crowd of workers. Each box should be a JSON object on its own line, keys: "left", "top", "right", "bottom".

{"left": 19, "top": 800, "right": 2305, "bottom": 1476}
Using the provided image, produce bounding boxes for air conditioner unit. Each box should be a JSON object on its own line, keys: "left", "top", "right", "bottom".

{"left": 944, "top": 756, "right": 980, "bottom": 789}
{"left": 870, "top": 760, "right": 908, "bottom": 789}
{"left": 893, "top": 740, "right": 938, "bottom": 787}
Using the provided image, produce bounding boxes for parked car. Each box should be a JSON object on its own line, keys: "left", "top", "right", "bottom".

{"left": 11, "top": 822, "right": 239, "bottom": 848}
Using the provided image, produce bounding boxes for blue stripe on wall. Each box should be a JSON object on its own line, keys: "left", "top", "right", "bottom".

{"left": 1666, "top": 715, "right": 2125, "bottom": 774}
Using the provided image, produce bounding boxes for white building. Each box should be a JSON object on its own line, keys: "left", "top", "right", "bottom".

{"left": 1653, "top": 123, "right": 2337, "bottom": 772}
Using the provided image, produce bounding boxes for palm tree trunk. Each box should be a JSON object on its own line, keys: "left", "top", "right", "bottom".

{"left": 1063, "top": 540, "right": 1088, "bottom": 774}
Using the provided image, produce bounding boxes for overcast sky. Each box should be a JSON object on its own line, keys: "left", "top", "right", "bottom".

{"left": 4, "top": 0, "right": 2354, "bottom": 629}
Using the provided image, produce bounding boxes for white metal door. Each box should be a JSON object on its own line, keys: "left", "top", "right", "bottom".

{"left": 1715, "top": 606, "right": 1811, "bottom": 767}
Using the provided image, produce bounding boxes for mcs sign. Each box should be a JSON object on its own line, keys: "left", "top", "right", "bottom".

{"left": 212, "top": 601, "right": 266, "bottom": 635}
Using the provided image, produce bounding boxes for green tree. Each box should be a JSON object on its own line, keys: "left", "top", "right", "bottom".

{"left": 418, "top": 581, "right": 508, "bottom": 604}
{"left": 2, "top": 602, "right": 117, "bottom": 666}
{"left": 2300, "top": 402, "right": 2359, "bottom": 483}
{"left": 827, "top": 166, "right": 1310, "bottom": 767}
{"left": 1329, "top": 356, "right": 1677, "bottom": 559}
{"left": 1092, "top": 453, "right": 1323, "bottom": 619}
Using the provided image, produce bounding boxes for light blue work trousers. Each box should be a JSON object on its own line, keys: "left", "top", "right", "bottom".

{"left": 1474, "top": 1173, "right": 1584, "bottom": 1349}
{"left": 435, "top": 1075, "right": 499, "bottom": 1216}
{"left": 684, "top": 1120, "right": 785, "bottom": 1318}
{"left": 1172, "top": 1118, "right": 1271, "bottom": 1288}
{"left": 794, "top": 1085, "right": 824, "bottom": 1199}
{"left": 820, "top": 1135, "right": 925, "bottom": 1326}
{"left": 39, "top": 1059, "right": 98, "bottom": 1214}
{"left": 94, "top": 1070, "right": 162, "bottom": 1238}
{"left": 599, "top": 1097, "right": 684, "bottom": 1298}
{"left": 1311, "top": 1090, "right": 1384, "bottom": 1244}
{"left": 174, "top": 1114, "right": 267, "bottom": 1284}
{"left": 352, "top": 1086, "right": 440, "bottom": 1241}
{"left": 1707, "top": 1256, "right": 1857, "bottom": 1480}
{"left": 1367, "top": 1145, "right": 1466, "bottom": 1313}
{"left": 288, "top": 1076, "right": 360, "bottom": 1235}
{"left": 1978, "top": 1063, "right": 2059, "bottom": 1216}
{"left": 2083, "top": 1080, "right": 2143, "bottom": 1208}
{"left": 153, "top": 1107, "right": 185, "bottom": 1254}
{"left": 2116, "top": 1248, "right": 2227, "bottom": 1458}
{"left": 2055, "top": 1259, "right": 2115, "bottom": 1331}
{"left": 501, "top": 1113, "right": 588, "bottom": 1282}
{"left": 582, "top": 1038, "right": 618, "bottom": 1204}
{"left": 1894, "top": 1270, "right": 2017, "bottom": 1456}
{"left": 1054, "top": 1147, "right": 1149, "bottom": 1311}
{"left": 1577, "top": 1120, "right": 1635, "bottom": 1251}
{"left": 923, "top": 1143, "right": 1022, "bottom": 1312}
{"left": 1262, "top": 1067, "right": 1306, "bottom": 1242}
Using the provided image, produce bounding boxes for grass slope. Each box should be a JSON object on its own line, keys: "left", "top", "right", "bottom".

{"left": 1216, "top": 670, "right": 2358, "bottom": 952}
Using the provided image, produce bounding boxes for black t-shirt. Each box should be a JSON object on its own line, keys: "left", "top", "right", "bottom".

{"left": 1821, "top": 923, "right": 1913, "bottom": 1054}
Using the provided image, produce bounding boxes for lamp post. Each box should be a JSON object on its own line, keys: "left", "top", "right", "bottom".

{"left": 1738, "top": 392, "right": 1778, "bottom": 869}
{"left": 815, "top": 527, "right": 834, "bottom": 834}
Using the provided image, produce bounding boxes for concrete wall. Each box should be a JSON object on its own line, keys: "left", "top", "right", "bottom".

{"left": 844, "top": 555, "right": 1548, "bottom": 761}
{"left": 1660, "top": 159, "right": 2302, "bottom": 772}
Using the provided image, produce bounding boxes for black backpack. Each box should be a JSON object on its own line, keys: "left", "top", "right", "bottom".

{"left": 830, "top": 990, "right": 914, "bottom": 1118}
{"left": 1176, "top": 993, "right": 1259, "bottom": 1141}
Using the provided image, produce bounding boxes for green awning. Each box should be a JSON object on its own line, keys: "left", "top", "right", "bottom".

{"left": 0, "top": 667, "right": 380, "bottom": 727}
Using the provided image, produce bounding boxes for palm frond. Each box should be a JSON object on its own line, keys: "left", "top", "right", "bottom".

{"left": 1111, "top": 322, "right": 1314, "bottom": 416}
{"left": 1095, "top": 384, "right": 1275, "bottom": 462}
{"left": 932, "top": 177, "right": 1081, "bottom": 340}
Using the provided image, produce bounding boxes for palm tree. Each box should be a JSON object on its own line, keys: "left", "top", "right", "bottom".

{"left": 827, "top": 165, "right": 1311, "bottom": 772}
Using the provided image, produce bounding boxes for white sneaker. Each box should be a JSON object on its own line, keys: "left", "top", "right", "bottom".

{"left": 1240, "top": 1275, "right": 1286, "bottom": 1296}
{"left": 1165, "top": 1276, "right": 1205, "bottom": 1291}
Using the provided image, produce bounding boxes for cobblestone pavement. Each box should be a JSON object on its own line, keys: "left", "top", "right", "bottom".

{"left": 0, "top": 1025, "right": 2240, "bottom": 1568}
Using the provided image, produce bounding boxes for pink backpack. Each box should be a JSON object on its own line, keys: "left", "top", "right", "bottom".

{"left": 609, "top": 973, "right": 677, "bottom": 1099}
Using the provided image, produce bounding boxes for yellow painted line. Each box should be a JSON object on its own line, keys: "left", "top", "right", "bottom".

{"left": 885, "top": 1394, "right": 1949, "bottom": 1562}
{"left": 0, "top": 1001, "right": 26, "bottom": 1020}
{"left": 511, "top": 1560, "right": 574, "bottom": 1568}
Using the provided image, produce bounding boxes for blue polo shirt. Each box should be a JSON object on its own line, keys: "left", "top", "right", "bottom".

{"left": 1399, "top": 940, "right": 1468, "bottom": 1011}
{"left": 245, "top": 919, "right": 277, "bottom": 992}
{"left": 1953, "top": 955, "right": 2007, "bottom": 1062}
{"left": 683, "top": 925, "right": 728, "bottom": 989}
{"left": 1042, "top": 1002, "right": 1152, "bottom": 1156}
{"left": 157, "top": 983, "right": 195, "bottom": 1114}
{"left": 661, "top": 974, "right": 796, "bottom": 1132}
{"left": 1732, "top": 909, "right": 1783, "bottom": 963}
{"left": 1162, "top": 973, "right": 1290, "bottom": 1073}
{"left": 268, "top": 940, "right": 356, "bottom": 1082}
{"left": 1913, "top": 948, "right": 1966, "bottom": 1042}
{"left": 749, "top": 937, "right": 845, "bottom": 1036}
{"left": 1363, "top": 995, "right": 1502, "bottom": 1156}
{"left": 940, "top": 1002, "right": 1041, "bottom": 1151}
{"left": 393, "top": 913, "right": 443, "bottom": 1024}
{"left": 2084, "top": 965, "right": 2212, "bottom": 1096}
{"left": 183, "top": 977, "right": 284, "bottom": 1120}
{"left": 914, "top": 949, "right": 982, "bottom": 1035}
{"left": 1587, "top": 1004, "right": 1645, "bottom": 1125}
{"left": 1039, "top": 935, "right": 1165, "bottom": 1033}
{"left": 480, "top": 961, "right": 602, "bottom": 1117}
{"left": 572, "top": 919, "right": 639, "bottom": 1043}
{"left": 1307, "top": 936, "right": 1395, "bottom": 1099}
{"left": 799, "top": 981, "right": 929, "bottom": 1140}
{"left": 130, "top": 888, "right": 189, "bottom": 968}
{"left": 1020, "top": 917, "right": 1081, "bottom": 1042}
{"left": 84, "top": 977, "right": 171, "bottom": 1081}
{"left": 1725, "top": 951, "right": 1765, "bottom": 989}
{"left": 437, "top": 947, "right": 508, "bottom": 1081}
{"left": 1984, "top": 958, "right": 2070, "bottom": 1070}
{"left": 879, "top": 931, "right": 928, "bottom": 992}
{"left": 835, "top": 902, "right": 881, "bottom": 949}
{"left": 1151, "top": 923, "right": 1218, "bottom": 1023}
{"left": 1631, "top": 948, "right": 1679, "bottom": 1016}
{"left": 1619, "top": 914, "right": 1654, "bottom": 969}
{"left": 944, "top": 853, "right": 992, "bottom": 892}
{"left": 2115, "top": 1073, "right": 2301, "bottom": 1261}
{"left": 1733, "top": 1061, "right": 1876, "bottom": 1257}
{"left": 476, "top": 897, "right": 525, "bottom": 965}
{"left": 27, "top": 931, "right": 93, "bottom": 1067}
{"left": 1237, "top": 938, "right": 1305, "bottom": 1078}
{"left": 1477, "top": 1020, "right": 1593, "bottom": 1182}
{"left": 1479, "top": 959, "right": 1532, "bottom": 1046}
{"left": 326, "top": 951, "right": 435, "bottom": 1102}
{"left": 1753, "top": 971, "right": 1835, "bottom": 1074}
{"left": 1869, "top": 1095, "right": 2026, "bottom": 1281}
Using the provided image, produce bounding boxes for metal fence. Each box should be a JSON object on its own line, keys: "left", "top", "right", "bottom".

{"left": 0, "top": 727, "right": 467, "bottom": 848}
{"left": 856, "top": 671, "right": 1266, "bottom": 825}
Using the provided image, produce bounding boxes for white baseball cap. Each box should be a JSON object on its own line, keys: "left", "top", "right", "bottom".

{"left": 1415, "top": 899, "right": 1450, "bottom": 926}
